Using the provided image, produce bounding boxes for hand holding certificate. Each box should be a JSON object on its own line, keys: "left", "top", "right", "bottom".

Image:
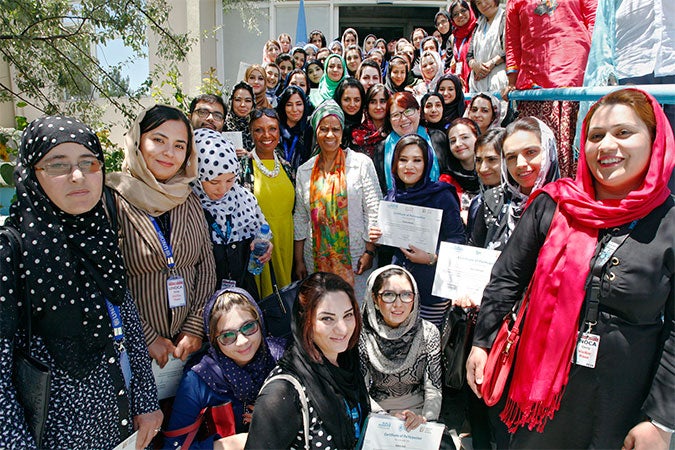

{"left": 431, "top": 242, "right": 501, "bottom": 305}
{"left": 152, "top": 354, "right": 187, "bottom": 400}
{"left": 375, "top": 201, "right": 443, "bottom": 254}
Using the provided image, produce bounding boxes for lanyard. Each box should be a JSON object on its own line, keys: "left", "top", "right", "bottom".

{"left": 105, "top": 300, "right": 132, "bottom": 390}
{"left": 344, "top": 399, "right": 362, "bottom": 439}
{"left": 210, "top": 215, "right": 232, "bottom": 242}
{"left": 149, "top": 215, "right": 175, "bottom": 269}
{"left": 581, "top": 220, "right": 638, "bottom": 331}
{"left": 283, "top": 135, "right": 299, "bottom": 163}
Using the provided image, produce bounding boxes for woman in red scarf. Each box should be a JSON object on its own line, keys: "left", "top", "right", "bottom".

{"left": 449, "top": 0, "right": 477, "bottom": 91}
{"left": 466, "top": 88, "right": 675, "bottom": 449}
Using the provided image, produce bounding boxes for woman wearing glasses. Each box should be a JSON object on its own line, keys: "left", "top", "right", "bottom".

{"left": 242, "top": 109, "right": 295, "bottom": 298}
{"left": 166, "top": 287, "right": 285, "bottom": 449}
{"left": 0, "top": 117, "right": 161, "bottom": 448}
{"left": 370, "top": 135, "right": 465, "bottom": 326}
{"left": 224, "top": 82, "right": 256, "bottom": 163}
{"left": 374, "top": 91, "right": 447, "bottom": 196}
{"left": 359, "top": 265, "right": 443, "bottom": 429}
{"left": 107, "top": 105, "right": 217, "bottom": 369}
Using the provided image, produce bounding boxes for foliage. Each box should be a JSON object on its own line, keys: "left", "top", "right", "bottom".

{"left": 0, "top": 0, "right": 194, "bottom": 124}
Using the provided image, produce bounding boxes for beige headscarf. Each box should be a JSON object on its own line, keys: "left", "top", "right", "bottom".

{"left": 106, "top": 105, "right": 198, "bottom": 216}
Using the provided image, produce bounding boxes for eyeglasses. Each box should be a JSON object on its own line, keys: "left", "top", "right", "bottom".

{"left": 250, "top": 108, "right": 279, "bottom": 121}
{"left": 378, "top": 290, "right": 415, "bottom": 304}
{"left": 35, "top": 159, "right": 103, "bottom": 177}
{"left": 194, "top": 108, "right": 224, "bottom": 122}
{"left": 216, "top": 320, "right": 260, "bottom": 346}
{"left": 435, "top": 18, "right": 449, "bottom": 26}
{"left": 390, "top": 108, "right": 417, "bottom": 121}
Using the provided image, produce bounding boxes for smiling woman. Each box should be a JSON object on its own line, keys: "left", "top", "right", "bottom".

{"left": 0, "top": 116, "right": 161, "bottom": 448}
{"left": 293, "top": 100, "right": 381, "bottom": 299}
{"left": 106, "top": 105, "right": 217, "bottom": 369}
{"left": 245, "top": 273, "right": 371, "bottom": 450}
{"left": 359, "top": 265, "right": 443, "bottom": 429}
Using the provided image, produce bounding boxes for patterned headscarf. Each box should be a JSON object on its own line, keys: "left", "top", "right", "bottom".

{"left": 191, "top": 129, "right": 266, "bottom": 244}
{"left": 192, "top": 287, "right": 285, "bottom": 405}
{"left": 5, "top": 116, "right": 126, "bottom": 376}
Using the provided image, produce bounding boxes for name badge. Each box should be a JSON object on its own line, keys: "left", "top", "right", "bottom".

{"left": 167, "top": 276, "right": 186, "bottom": 308}
{"left": 574, "top": 332, "right": 600, "bottom": 368}
{"left": 220, "top": 279, "right": 237, "bottom": 290}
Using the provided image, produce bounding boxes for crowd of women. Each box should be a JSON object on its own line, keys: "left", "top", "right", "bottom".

{"left": 0, "top": 3, "right": 673, "bottom": 449}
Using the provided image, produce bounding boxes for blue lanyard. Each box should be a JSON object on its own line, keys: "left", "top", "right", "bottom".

{"left": 210, "top": 215, "right": 232, "bottom": 242}
{"left": 344, "top": 399, "right": 362, "bottom": 439}
{"left": 283, "top": 135, "right": 299, "bottom": 163}
{"left": 149, "top": 216, "right": 175, "bottom": 269}
{"left": 105, "top": 299, "right": 132, "bottom": 390}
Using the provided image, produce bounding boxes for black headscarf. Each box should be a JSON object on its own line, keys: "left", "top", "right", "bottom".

{"left": 435, "top": 74, "right": 466, "bottom": 124}
{"left": 278, "top": 278, "right": 370, "bottom": 449}
{"left": 5, "top": 116, "right": 126, "bottom": 377}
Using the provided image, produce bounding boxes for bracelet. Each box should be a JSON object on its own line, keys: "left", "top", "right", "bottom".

{"left": 364, "top": 249, "right": 376, "bottom": 257}
{"left": 427, "top": 253, "right": 437, "bottom": 265}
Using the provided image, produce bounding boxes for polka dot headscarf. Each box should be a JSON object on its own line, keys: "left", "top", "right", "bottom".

{"left": 191, "top": 128, "right": 267, "bottom": 244}
{"left": 6, "top": 116, "right": 127, "bottom": 376}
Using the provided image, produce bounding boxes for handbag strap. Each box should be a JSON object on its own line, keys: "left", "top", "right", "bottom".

{"left": 163, "top": 407, "right": 208, "bottom": 449}
{"left": 1, "top": 226, "right": 29, "bottom": 350}
{"left": 261, "top": 374, "right": 310, "bottom": 450}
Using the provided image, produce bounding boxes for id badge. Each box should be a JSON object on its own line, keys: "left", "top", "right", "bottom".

{"left": 220, "top": 279, "right": 237, "bottom": 290}
{"left": 574, "top": 332, "right": 600, "bottom": 368}
{"left": 167, "top": 276, "right": 187, "bottom": 308}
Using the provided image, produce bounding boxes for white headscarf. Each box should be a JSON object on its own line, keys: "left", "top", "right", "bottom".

{"left": 191, "top": 128, "right": 267, "bottom": 244}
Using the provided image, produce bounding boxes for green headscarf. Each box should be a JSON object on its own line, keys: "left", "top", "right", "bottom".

{"left": 309, "top": 99, "right": 345, "bottom": 137}
{"left": 309, "top": 54, "right": 347, "bottom": 107}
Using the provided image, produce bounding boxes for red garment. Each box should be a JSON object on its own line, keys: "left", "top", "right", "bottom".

{"left": 505, "top": 0, "right": 597, "bottom": 89}
{"left": 451, "top": 7, "right": 477, "bottom": 89}
{"left": 501, "top": 89, "right": 675, "bottom": 433}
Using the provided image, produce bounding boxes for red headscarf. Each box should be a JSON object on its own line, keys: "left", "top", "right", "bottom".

{"left": 451, "top": 0, "right": 477, "bottom": 87}
{"left": 501, "top": 89, "right": 675, "bottom": 432}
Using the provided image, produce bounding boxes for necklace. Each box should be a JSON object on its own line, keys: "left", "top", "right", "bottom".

{"left": 252, "top": 149, "right": 281, "bottom": 178}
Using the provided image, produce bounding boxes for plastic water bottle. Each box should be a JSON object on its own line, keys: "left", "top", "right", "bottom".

{"left": 247, "top": 224, "right": 272, "bottom": 275}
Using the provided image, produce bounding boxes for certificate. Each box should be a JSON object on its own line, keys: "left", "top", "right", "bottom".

{"left": 152, "top": 355, "right": 186, "bottom": 400}
{"left": 377, "top": 201, "right": 442, "bottom": 254}
{"left": 431, "top": 242, "right": 501, "bottom": 304}
{"left": 222, "top": 131, "right": 243, "bottom": 149}
{"left": 357, "top": 413, "right": 444, "bottom": 450}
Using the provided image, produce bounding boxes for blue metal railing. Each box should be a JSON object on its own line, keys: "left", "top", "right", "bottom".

{"left": 479, "top": 84, "right": 675, "bottom": 104}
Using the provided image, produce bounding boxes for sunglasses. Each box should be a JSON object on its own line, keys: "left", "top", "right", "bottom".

{"left": 216, "top": 320, "right": 260, "bottom": 346}
{"left": 250, "top": 108, "right": 279, "bottom": 121}
{"left": 378, "top": 290, "right": 415, "bottom": 304}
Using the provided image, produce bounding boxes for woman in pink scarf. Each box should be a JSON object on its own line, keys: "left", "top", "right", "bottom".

{"left": 467, "top": 88, "right": 675, "bottom": 449}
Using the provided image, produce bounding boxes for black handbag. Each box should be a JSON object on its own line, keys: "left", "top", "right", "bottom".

{"left": 2, "top": 226, "right": 51, "bottom": 447}
{"left": 440, "top": 305, "right": 477, "bottom": 390}
{"left": 257, "top": 260, "right": 302, "bottom": 338}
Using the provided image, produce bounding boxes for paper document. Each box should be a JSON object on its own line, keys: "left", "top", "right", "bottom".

{"left": 358, "top": 413, "right": 444, "bottom": 450}
{"left": 431, "top": 242, "right": 501, "bottom": 304}
{"left": 222, "top": 131, "right": 243, "bottom": 149}
{"left": 377, "top": 201, "right": 442, "bottom": 254}
{"left": 152, "top": 355, "right": 186, "bottom": 400}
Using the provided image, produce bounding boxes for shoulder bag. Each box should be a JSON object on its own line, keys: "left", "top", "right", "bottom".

{"left": 480, "top": 290, "right": 528, "bottom": 407}
{"left": 441, "top": 305, "right": 477, "bottom": 390}
{"left": 2, "top": 226, "right": 51, "bottom": 448}
{"left": 260, "top": 373, "right": 310, "bottom": 450}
